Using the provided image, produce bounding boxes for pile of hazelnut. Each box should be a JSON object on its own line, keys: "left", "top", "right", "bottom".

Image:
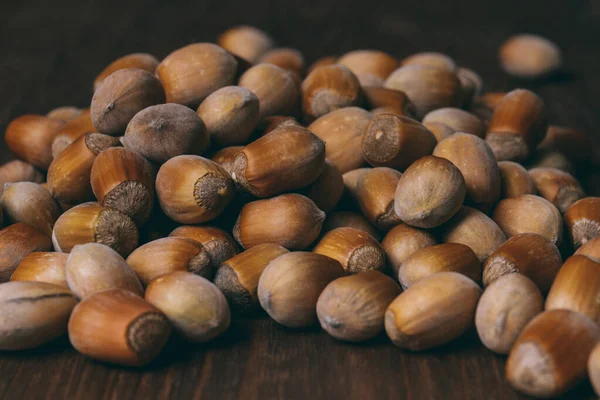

{"left": 1, "top": 25, "right": 599, "bottom": 398}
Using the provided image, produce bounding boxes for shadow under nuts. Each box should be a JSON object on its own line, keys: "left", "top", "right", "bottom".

{"left": 257, "top": 252, "right": 345, "bottom": 328}
{"left": 381, "top": 224, "right": 437, "bottom": 278}
{"left": 10, "top": 252, "right": 69, "bottom": 288}
{"left": 169, "top": 225, "right": 239, "bottom": 268}
{"left": 230, "top": 125, "right": 325, "bottom": 198}
{"left": 317, "top": 271, "right": 401, "bottom": 342}
{"left": 385, "top": 272, "right": 481, "bottom": 351}
{"left": 355, "top": 167, "right": 402, "bottom": 230}
{"left": 564, "top": 197, "right": 600, "bottom": 249}
{"left": 233, "top": 194, "right": 325, "bottom": 250}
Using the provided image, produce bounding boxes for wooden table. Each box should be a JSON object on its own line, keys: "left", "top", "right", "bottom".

{"left": 1, "top": 0, "right": 599, "bottom": 398}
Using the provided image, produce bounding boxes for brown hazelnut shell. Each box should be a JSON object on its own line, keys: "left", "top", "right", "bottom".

{"left": 5, "top": 115, "right": 65, "bottom": 169}
{"left": 0, "top": 223, "right": 52, "bottom": 282}
{"left": 529, "top": 167, "right": 585, "bottom": 213}
{"left": 355, "top": 167, "right": 402, "bottom": 230}
{"left": 564, "top": 197, "right": 600, "bottom": 249}
{"left": 94, "top": 53, "right": 159, "bottom": 91}
{"left": 381, "top": 224, "right": 437, "bottom": 278}
{"left": 169, "top": 225, "right": 239, "bottom": 267}
{"left": 10, "top": 252, "right": 69, "bottom": 288}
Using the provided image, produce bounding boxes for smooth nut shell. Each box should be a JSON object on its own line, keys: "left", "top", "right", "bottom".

{"left": 10, "top": 252, "right": 68, "bottom": 288}
{"left": 576, "top": 236, "right": 600, "bottom": 262}
{"left": 51, "top": 110, "right": 95, "bottom": 158}
{"left": 422, "top": 108, "right": 484, "bottom": 137}
{"left": 362, "top": 87, "right": 415, "bottom": 117}
{"left": 499, "top": 34, "right": 561, "bottom": 78}
{"left": 0, "top": 223, "right": 52, "bottom": 282}
{"left": 169, "top": 225, "right": 238, "bottom": 267}
{"left": 381, "top": 224, "right": 437, "bottom": 278}
{"left": 218, "top": 25, "right": 273, "bottom": 63}
{"left": 0, "top": 182, "right": 61, "bottom": 236}
{"left": 94, "top": 53, "right": 159, "bottom": 90}
{"left": 529, "top": 167, "right": 585, "bottom": 213}
{"left": 355, "top": 167, "right": 402, "bottom": 230}
{"left": 564, "top": 197, "right": 600, "bottom": 249}
{"left": 338, "top": 50, "right": 399, "bottom": 84}
{"left": 498, "top": 161, "right": 536, "bottom": 199}
{"left": 259, "top": 48, "right": 305, "bottom": 76}
{"left": 322, "top": 211, "right": 381, "bottom": 241}
{"left": 0, "top": 160, "right": 44, "bottom": 197}
{"left": 47, "top": 106, "right": 83, "bottom": 123}
{"left": 5, "top": 115, "right": 65, "bottom": 169}
{"left": 401, "top": 52, "right": 456, "bottom": 72}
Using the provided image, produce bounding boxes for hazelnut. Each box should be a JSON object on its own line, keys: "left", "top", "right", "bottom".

{"left": 422, "top": 122, "right": 455, "bottom": 143}
{"left": 233, "top": 194, "right": 325, "bottom": 250}
{"left": 301, "top": 64, "right": 361, "bottom": 122}
{"left": 239, "top": 63, "right": 298, "bottom": 120}
{"left": 422, "top": 108, "right": 485, "bottom": 137}
{"left": 433, "top": 133, "right": 501, "bottom": 212}
{"left": 499, "top": 34, "right": 561, "bottom": 79}
{"left": 529, "top": 167, "right": 585, "bottom": 213}
{"left": 492, "top": 194, "right": 563, "bottom": 244}
{"left": 341, "top": 167, "right": 371, "bottom": 204}
{"left": 394, "top": 155, "right": 466, "bottom": 228}
{"left": 317, "top": 271, "right": 401, "bottom": 342}
{"left": 475, "top": 273, "right": 543, "bottom": 354}
{"left": 483, "top": 233, "right": 562, "bottom": 292}
{"left": 440, "top": 206, "right": 507, "bottom": 262}
{"left": 0, "top": 281, "right": 76, "bottom": 350}
{"left": 214, "top": 243, "right": 289, "bottom": 314}
{"left": 156, "top": 43, "right": 237, "bottom": 107}
{"left": 575, "top": 236, "right": 600, "bottom": 262}
{"left": 384, "top": 65, "right": 461, "bottom": 119}
{"left": 90, "top": 69, "right": 165, "bottom": 135}
{"left": 68, "top": 289, "right": 171, "bottom": 366}
{"left": 398, "top": 243, "right": 480, "bottom": 289}
{"left": 321, "top": 211, "right": 381, "bottom": 241}
{"left": 197, "top": 86, "right": 259, "bottom": 147}
{"left": 155, "top": 155, "right": 234, "bottom": 224}
{"left": 0, "top": 182, "right": 61, "bottom": 236}
{"left": 126, "top": 237, "right": 213, "bottom": 285}
{"left": 469, "top": 92, "right": 506, "bottom": 122}
{"left": 259, "top": 48, "right": 305, "bottom": 76}
{"left": 261, "top": 116, "right": 302, "bottom": 136}
{"left": 538, "top": 125, "right": 593, "bottom": 166}
{"left": 362, "top": 114, "right": 437, "bottom": 171}
{"left": 529, "top": 150, "right": 575, "bottom": 175}
{"left": 498, "top": 161, "right": 536, "bottom": 199}
{"left": 217, "top": 25, "right": 273, "bottom": 63}
{"left": 231, "top": 125, "right": 325, "bottom": 197}
{"left": 52, "top": 203, "right": 138, "bottom": 257}
{"left": 47, "top": 132, "right": 121, "bottom": 204}
{"left": 381, "top": 224, "right": 437, "bottom": 278}
{"left": 506, "top": 309, "right": 599, "bottom": 398}
{"left": 211, "top": 146, "right": 243, "bottom": 175}
{"left": 5, "top": 115, "right": 65, "bottom": 169}
{"left": 337, "top": 50, "right": 399, "bottom": 85}
{"left": 355, "top": 167, "right": 402, "bottom": 230}
{"left": 10, "top": 252, "right": 69, "bottom": 288}
{"left": 589, "top": 344, "right": 600, "bottom": 396}
{"left": 301, "top": 160, "right": 344, "bottom": 213}
{"left": 257, "top": 252, "right": 345, "bottom": 328}
{"left": 313, "top": 227, "right": 385, "bottom": 274}
{"left": 94, "top": 53, "right": 159, "bottom": 91}
{"left": 564, "top": 197, "right": 600, "bottom": 249}
{"left": 307, "top": 56, "right": 338, "bottom": 74}
{"left": 47, "top": 106, "right": 83, "bottom": 123}
{"left": 362, "top": 87, "right": 415, "bottom": 117}
{"left": 308, "top": 107, "right": 373, "bottom": 174}
{"left": 169, "top": 225, "right": 239, "bottom": 267}
{"left": 145, "top": 271, "right": 230, "bottom": 342}
{"left": 51, "top": 109, "right": 95, "bottom": 158}
{"left": 456, "top": 67, "right": 483, "bottom": 108}
{"left": 0, "top": 160, "right": 44, "bottom": 197}
{"left": 385, "top": 272, "right": 481, "bottom": 350}
{"left": 486, "top": 89, "right": 547, "bottom": 162}
{"left": 0, "top": 223, "right": 52, "bottom": 282}
{"left": 401, "top": 52, "right": 457, "bottom": 72}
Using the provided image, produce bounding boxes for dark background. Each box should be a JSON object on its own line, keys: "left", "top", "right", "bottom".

{"left": 0, "top": 0, "right": 599, "bottom": 399}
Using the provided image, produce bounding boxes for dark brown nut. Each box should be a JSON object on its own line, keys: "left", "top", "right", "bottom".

{"left": 0, "top": 182, "right": 61, "bottom": 236}
{"left": 68, "top": 289, "right": 171, "bottom": 366}
{"left": 546, "top": 255, "right": 600, "bottom": 323}
{"left": 218, "top": 25, "right": 274, "bottom": 63}
{"left": 313, "top": 227, "right": 385, "bottom": 274}
{"left": 307, "top": 56, "right": 338, "bottom": 74}
{"left": 232, "top": 126, "right": 325, "bottom": 197}
{"left": 384, "top": 65, "right": 462, "bottom": 119}
{"left": 317, "top": 271, "right": 401, "bottom": 342}
{"left": 476, "top": 273, "right": 543, "bottom": 354}
{"left": 321, "top": 211, "right": 381, "bottom": 241}
{"left": 538, "top": 125, "right": 594, "bottom": 165}
{"left": 308, "top": 107, "right": 373, "bottom": 174}
{"left": 94, "top": 53, "right": 159, "bottom": 91}
{"left": 169, "top": 225, "right": 239, "bottom": 267}
{"left": 301, "top": 64, "right": 362, "bottom": 122}
{"left": 493, "top": 194, "right": 563, "bottom": 244}
{"left": 499, "top": 34, "right": 562, "bottom": 79}
{"left": 259, "top": 48, "right": 305, "bottom": 76}
{"left": 156, "top": 155, "right": 234, "bottom": 224}
{"left": 126, "top": 237, "right": 213, "bottom": 285}
{"left": 197, "top": 86, "right": 259, "bottom": 147}
{"left": 0, "top": 223, "right": 52, "bottom": 282}
{"left": 342, "top": 167, "right": 371, "bottom": 201}
{"left": 66, "top": 243, "right": 143, "bottom": 299}
{"left": 10, "top": 252, "right": 69, "bottom": 288}
{"left": 423, "top": 122, "right": 455, "bottom": 143}
{"left": 0, "top": 160, "right": 44, "bottom": 197}
{"left": 355, "top": 167, "right": 402, "bottom": 230}
{"left": 486, "top": 89, "right": 547, "bottom": 162}
{"left": 456, "top": 67, "right": 483, "bottom": 108}
{"left": 564, "top": 197, "right": 600, "bottom": 249}
{"left": 398, "top": 243, "right": 480, "bottom": 289}
{"left": 233, "top": 194, "right": 325, "bottom": 250}
{"left": 422, "top": 108, "right": 485, "bottom": 137}
{"left": 483, "top": 233, "right": 562, "bottom": 292}
{"left": 528, "top": 149, "right": 575, "bottom": 175}
{"left": 51, "top": 110, "right": 95, "bottom": 158}
{"left": 338, "top": 50, "right": 400, "bottom": 86}
{"left": 214, "top": 243, "right": 288, "bottom": 314}
{"left": 124, "top": 103, "right": 209, "bottom": 163}
{"left": 440, "top": 206, "right": 507, "bottom": 262}
{"left": 210, "top": 146, "right": 243, "bottom": 175}
{"left": 576, "top": 236, "right": 600, "bottom": 262}
{"left": 385, "top": 272, "right": 481, "bottom": 351}
{"left": 299, "top": 160, "right": 344, "bottom": 213}
{"left": 362, "top": 114, "right": 437, "bottom": 171}
{"left": 156, "top": 43, "right": 237, "bottom": 107}
{"left": 529, "top": 167, "right": 585, "bottom": 213}
{"left": 401, "top": 52, "right": 457, "bottom": 72}
{"left": 90, "top": 69, "right": 165, "bottom": 135}
{"left": 47, "top": 132, "right": 121, "bottom": 204}
{"left": 257, "top": 252, "right": 345, "bottom": 328}
{"left": 239, "top": 63, "right": 298, "bottom": 120}
{"left": 0, "top": 281, "right": 76, "bottom": 350}
{"left": 5, "top": 115, "right": 65, "bottom": 169}
{"left": 433, "top": 133, "right": 501, "bottom": 212}
{"left": 394, "top": 155, "right": 466, "bottom": 228}
{"left": 47, "top": 106, "right": 83, "bottom": 123}
{"left": 362, "top": 87, "right": 415, "bottom": 117}
{"left": 498, "top": 161, "right": 536, "bottom": 199}
{"left": 52, "top": 203, "right": 138, "bottom": 257}
{"left": 381, "top": 224, "right": 437, "bottom": 278}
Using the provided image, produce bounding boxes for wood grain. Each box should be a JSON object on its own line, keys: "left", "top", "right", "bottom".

{"left": 0, "top": 0, "right": 599, "bottom": 398}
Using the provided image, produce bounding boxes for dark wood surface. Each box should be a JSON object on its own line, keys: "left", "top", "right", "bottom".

{"left": 1, "top": 0, "right": 599, "bottom": 399}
